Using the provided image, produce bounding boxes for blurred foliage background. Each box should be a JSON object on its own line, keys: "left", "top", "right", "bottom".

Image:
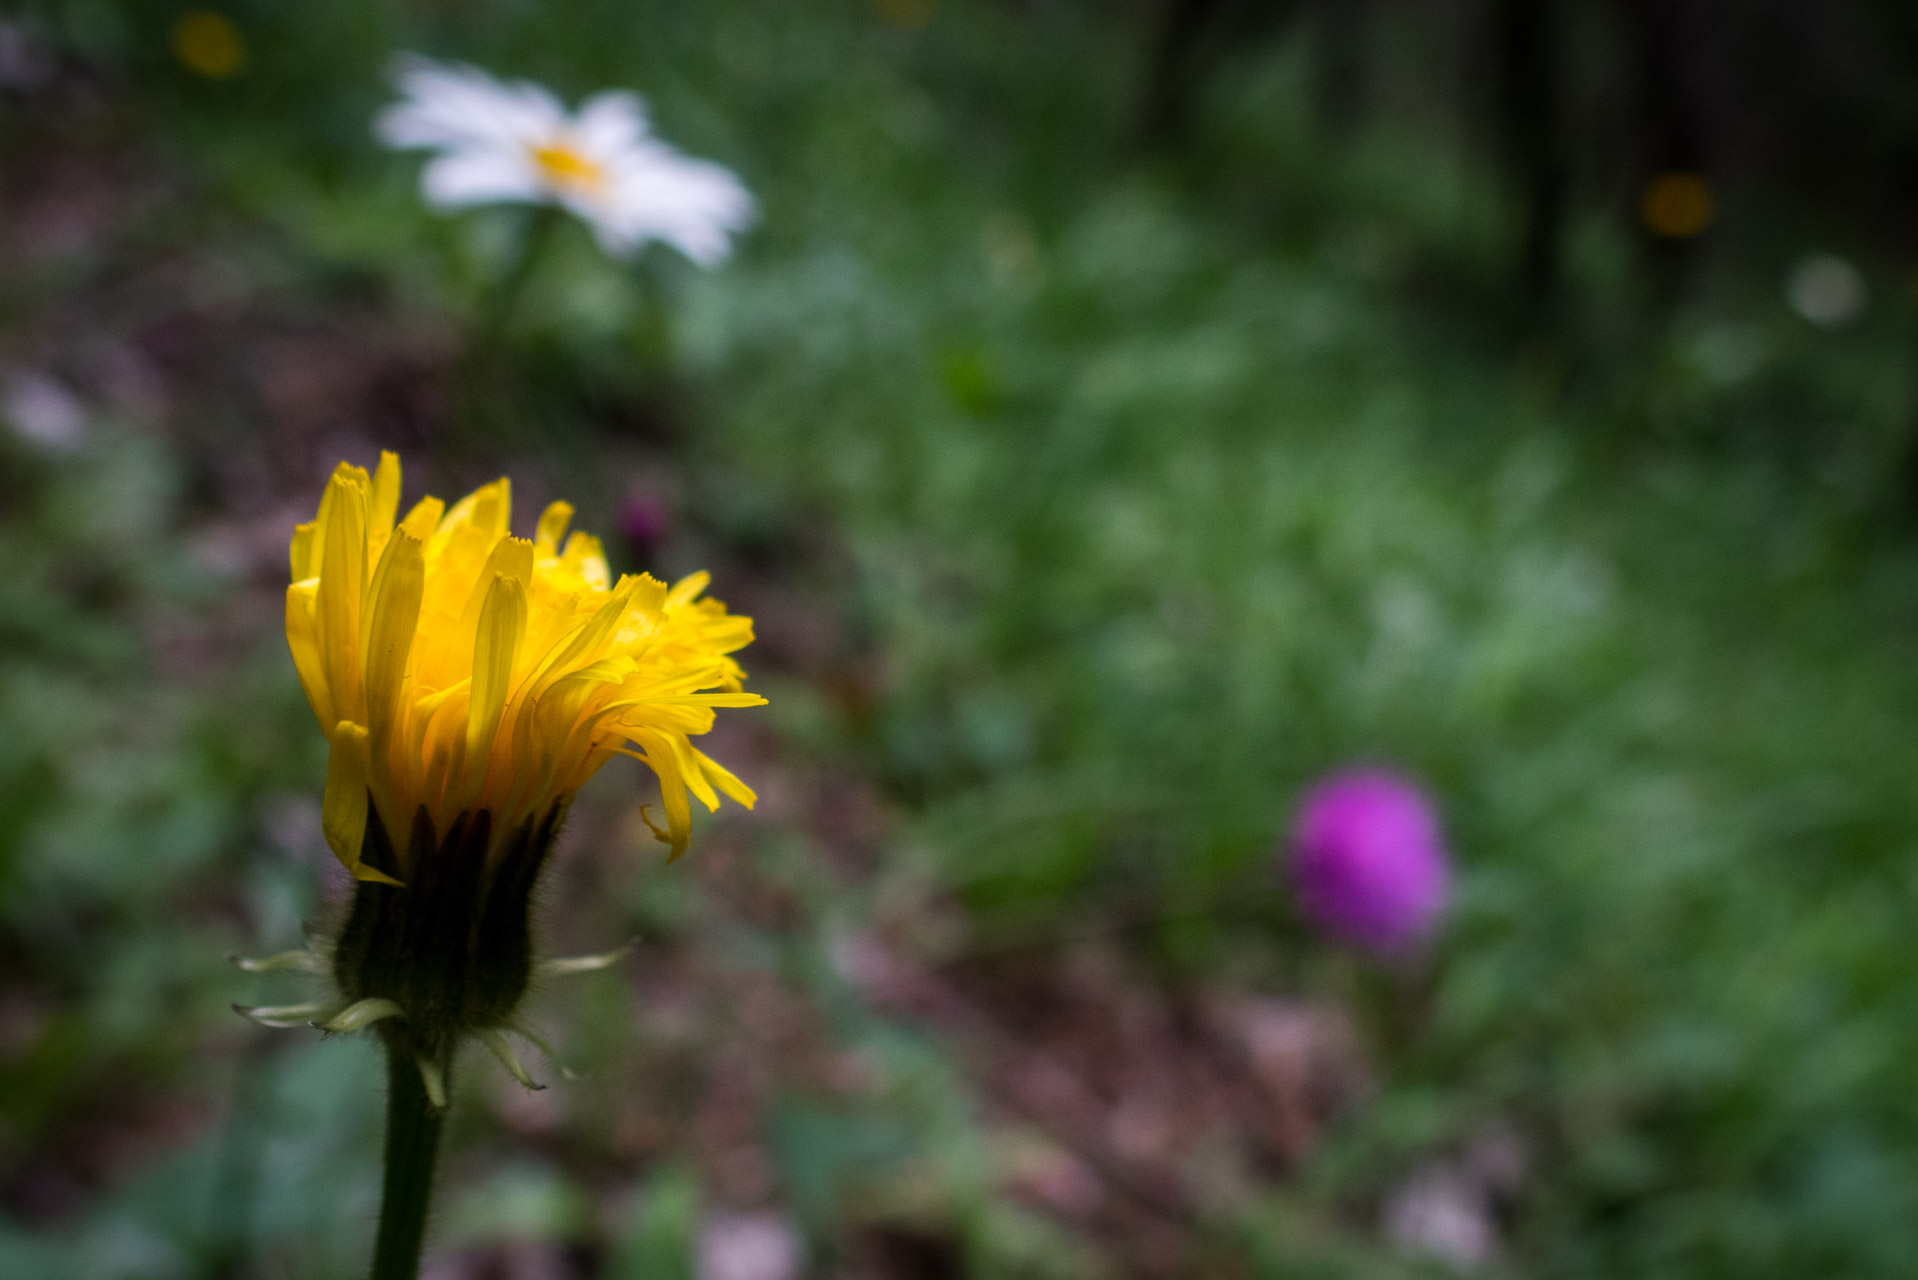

{"left": 7, "top": 1, "right": 1918, "bottom": 1277}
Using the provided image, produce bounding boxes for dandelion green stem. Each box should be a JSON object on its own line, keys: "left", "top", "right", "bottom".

{"left": 369, "top": 1039, "right": 447, "bottom": 1280}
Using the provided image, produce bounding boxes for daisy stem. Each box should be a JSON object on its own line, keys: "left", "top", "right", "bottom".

{"left": 369, "top": 1039, "right": 446, "bottom": 1280}
{"left": 477, "top": 203, "right": 563, "bottom": 349}
{"left": 459, "top": 204, "right": 562, "bottom": 440}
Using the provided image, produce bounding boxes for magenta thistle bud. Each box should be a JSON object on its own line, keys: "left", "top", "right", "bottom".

{"left": 1290, "top": 768, "right": 1450, "bottom": 955}
{"left": 617, "top": 489, "right": 671, "bottom": 548}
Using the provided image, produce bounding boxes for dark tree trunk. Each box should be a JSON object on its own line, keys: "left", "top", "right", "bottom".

{"left": 1494, "top": 0, "right": 1565, "bottom": 321}
{"left": 1623, "top": 0, "right": 1711, "bottom": 302}
{"left": 1316, "top": 0, "right": 1371, "bottom": 134}
{"left": 1140, "top": 0, "right": 1300, "bottom": 146}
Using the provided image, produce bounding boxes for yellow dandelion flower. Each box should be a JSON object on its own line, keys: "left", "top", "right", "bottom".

{"left": 285, "top": 452, "right": 763, "bottom": 885}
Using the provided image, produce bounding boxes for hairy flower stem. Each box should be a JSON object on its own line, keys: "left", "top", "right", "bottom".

{"left": 370, "top": 1038, "right": 446, "bottom": 1280}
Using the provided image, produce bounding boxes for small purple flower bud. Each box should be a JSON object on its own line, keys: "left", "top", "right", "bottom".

{"left": 617, "top": 490, "right": 671, "bottom": 548}
{"left": 1291, "top": 768, "right": 1450, "bottom": 955}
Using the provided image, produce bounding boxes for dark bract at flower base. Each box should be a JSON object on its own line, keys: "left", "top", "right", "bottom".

{"left": 330, "top": 802, "right": 558, "bottom": 1097}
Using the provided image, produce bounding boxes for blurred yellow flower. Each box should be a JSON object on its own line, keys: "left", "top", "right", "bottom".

{"left": 171, "top": 10, "right": 245, "bottom": 80}
{"left": 872, "top": 0, "right": 935, "bottom": 30}
{"left": 1639, "top": 171, "right": 1715, "bottom": 239}
{"left": 286, "top": 453, "right": 762, "bottom": 885}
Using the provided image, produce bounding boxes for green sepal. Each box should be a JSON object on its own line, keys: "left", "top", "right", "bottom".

{"left": 234, "top": 1001, "right": 332, "bottom": 1028}
{"left": 478, "top": 1028, "right": 545, "bottom": 1090}
{"left": 320, "top": 997, "right": 406, "bottom": 1033}
{"left": 230, "top": 948, "right": 328, "bottom": 973}
{"left": 536, "top": 937, "right": 635, "bottom": 977}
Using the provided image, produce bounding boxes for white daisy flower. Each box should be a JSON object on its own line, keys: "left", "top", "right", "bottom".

{"left": 376, "top": 57, "right": 754, "bottom": 264}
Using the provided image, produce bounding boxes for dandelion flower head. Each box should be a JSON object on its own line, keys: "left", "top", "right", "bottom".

{"left": 376, "top": 57, "right": 754, "bottom": 263}
{"left": 287, "top": 453, "right": 763, "bottom": 885}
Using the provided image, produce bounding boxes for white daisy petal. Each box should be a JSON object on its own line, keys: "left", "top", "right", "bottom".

{"left": 380, "top": 63, "right": 509, "bottom": 149}
{"left": 494, "top": 78, "right": 570, "bottom": 144}
{"left": 420, "top": 149, "right": 545, "bottom": 209}
{"left": 606, "top": 149, "right": 755, "bottom": 265}
{"left": 573, "top": 90, "right": 652, "bottom": 155}
{"left": 559, "top": 193, "right": 639, "bottom": 257}
{"left": 379, "top": 58, "right": 564, "bottom": 152}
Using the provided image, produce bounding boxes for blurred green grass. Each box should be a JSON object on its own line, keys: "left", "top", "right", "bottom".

{"left": 5, "top": 2, "right": 1918, "bottom": 1277}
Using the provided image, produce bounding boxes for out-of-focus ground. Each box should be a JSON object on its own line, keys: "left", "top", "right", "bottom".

{"left": 9, "top": 3, "right": 1918, "bottom": 1278}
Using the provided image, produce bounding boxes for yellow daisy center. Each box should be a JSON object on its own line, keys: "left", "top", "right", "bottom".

{"left": 531, "top": 141, "right": 607, "bottom": 194}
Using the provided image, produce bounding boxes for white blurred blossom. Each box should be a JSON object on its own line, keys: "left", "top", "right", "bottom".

{"left": 697, "top": 1212, "right": 800, "bottom": 1280}
{"left": 1786, "top": 253, "right": 1867, "bottom": 328}
{"left": 1384, "top": 1162, "right": 1497, "bottom": 1269}
{"left": 0, "top": 20, "right": 53, "bottom": 90}
{"left": 5, "top": 372, "right": 86, "bottom": 451}
{"left": 376, "top": 57, "right": 753, "bottom": 263}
